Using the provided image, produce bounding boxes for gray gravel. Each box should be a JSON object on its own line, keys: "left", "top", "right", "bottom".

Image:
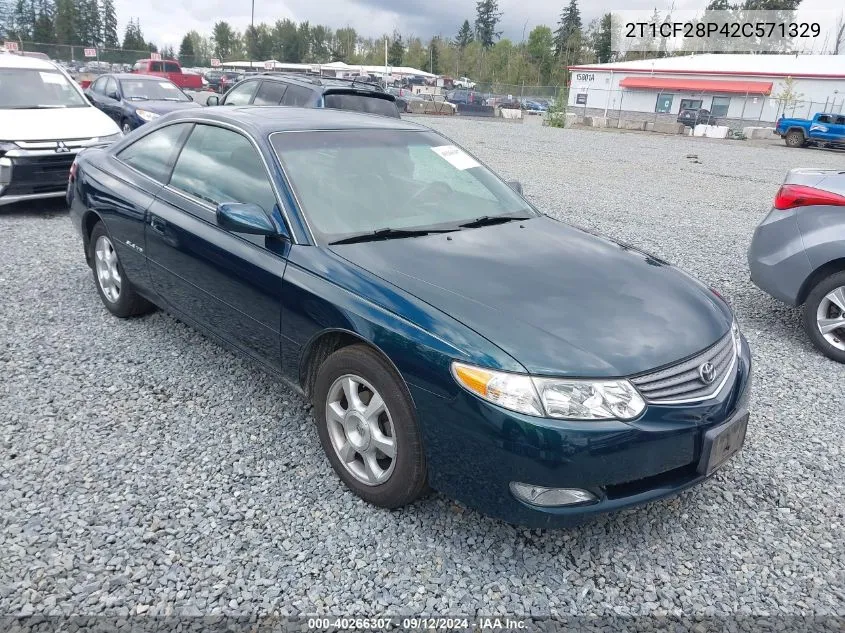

{"left": 1, "top": 120, "right": 844, "bottom": 620}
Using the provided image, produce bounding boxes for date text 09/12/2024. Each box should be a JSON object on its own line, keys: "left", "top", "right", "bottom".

{"left": 306, "top": 617, "right": 527, "bottom": 630}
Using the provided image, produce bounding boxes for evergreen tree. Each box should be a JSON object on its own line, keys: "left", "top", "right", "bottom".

{"left": 0, "top": 0, "right": 14, "bottom": 38}
{"left": 334, "top": 26, "right": 356, "bottom": 62}
{"left": 54, "top": 0, "right": 78, "bottom": 45}
{"left": 474, "top": 0, "right": 501, "bottom": 49}
{"left": 121, "top": 17, "right": 145, "bottom": 51}
{"left": 455, "top": 19, "right": 473, "bottom": 50}
{"left": 271, "top": 18, "right": 299, "bottom": 62}
{"left": 554, "top": 0, "right": 581, "bottom": 57}
{"left": 161, "top": 44, "right": 174, "bottom": 58}
{"left": 178, "top": 32, "right": 194, "bottom": 61}
{"left": 32, "top": 0, "right": 53, "bottom": 42}
{"left": 387, "top": 31, "right": 403, "bottom": 65}
{"left": 427, "top": 36, "right": 441, "bottom": 74}
{"left": 11, "top": 0, "right": 34, "bottom": 40}
{"left": 100, "top": 0, "right": 117, "bottom": 47}
{"left": 296, "top": 20, "right": 310, "bottom": 62}
{"left": 78, "top": 0, "right": 101, "bottom": 45}
{"left": 596, "top": 12, "right": 612, "bottom": 63}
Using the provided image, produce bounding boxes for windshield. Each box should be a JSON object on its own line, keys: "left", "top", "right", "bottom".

{"left": 0, "top": 68, "right": 88, "bottom": 109}
{"left": 271, "top": 129, "right": 536, "bottom": 243}
{"left": 120, "top": 78, "right": 188, "bottom": 101}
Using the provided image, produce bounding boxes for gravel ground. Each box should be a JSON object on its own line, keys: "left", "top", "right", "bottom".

{"left": 1, "top": 120, "right": 844, "bottom": 621}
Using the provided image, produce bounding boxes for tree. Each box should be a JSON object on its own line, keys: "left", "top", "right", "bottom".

{"left": 773, "top": 75, "right": 804, "bottom": 118}
{"left": 296, "top": 20, "right": 310, "bottom": 61}
{"left": 334, "top": 25, "right": 356, "bottom": 62}
{"left": 11, "top": 0, "right": 35, "bottom": 40}
{"left": 427, "top": 36, "right": 441, "bottom": 74}
{"left": 0, "top": 0, "right": 12, "bottom": 39}
{"left": 100, "top": 0, "right": 118, "bottom": 47}
{"left": 78, "top": 0, "right": 101, "bottom": 45}
{"left": 54, "top": 0, "right": 79, "bottom": 45}
{"left": 272, "top": 18, "right": 299, "bottom": 62}
{"left": 121, "top": 17, "right": 145, "bottom": 51}
{"left": 834, "top": 12, "right": 844, "bottom": 55}
{"left": 455, "top": 19, "right": 473, "bottom": 49}
{"left": 161, "top": 44, "right": 174, "bottom": 59}
{"left": 387, "top": 31, "right": 403, "bottom": 65}
{"left": 474, "top": 0, "right": 501, "bottom": 49}
{"left": 178, "top": 33, "right": 194, "bottom": 61}
{"left": 596, "top": 13, "right": 612, "bottom": 63}
{"left": 526, "top": 25, "right": 554, "bottom": 84}
{"left": 212, "top": 20, "right": 236, "bottom": 59}
{"left": 554, "top": 0, "right": 581, "bottom": 57}
{"left": 32, "top": 0, "right": 54, "bottom": 43}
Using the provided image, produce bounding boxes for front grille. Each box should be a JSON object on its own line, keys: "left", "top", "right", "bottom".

{"left": 631, "top": 332, "right": 736, "bottom": 404}
{"left": 5, "top": 155, "right": 75, "bottom": 196}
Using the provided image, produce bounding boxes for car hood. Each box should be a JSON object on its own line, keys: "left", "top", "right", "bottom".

{"left": 130, "top": 100, "right": 202, "bottom": 114}
{"left": 0, "top": 105, "right": 120, "bottom": 141}
{"left": 330, "top": 216, "right": 732, "bottom": 377}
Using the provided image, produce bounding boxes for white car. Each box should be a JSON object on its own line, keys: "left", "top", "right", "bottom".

{"left": 453, "top": 76, "right": 476, "bottom": 89}
{"left": 0, "top": 52, "right": 122, "bottom": 207}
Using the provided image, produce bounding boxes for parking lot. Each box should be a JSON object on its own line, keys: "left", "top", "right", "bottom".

{"left": 1, "top": 119, "right": 843, "bottom": 619}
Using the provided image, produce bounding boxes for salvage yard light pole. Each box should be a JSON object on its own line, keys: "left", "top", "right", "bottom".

{"left": 249, "top": 0, "right": 255, "bottom": 70}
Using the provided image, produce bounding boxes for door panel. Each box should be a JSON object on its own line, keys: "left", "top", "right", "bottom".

{"left": 146, "top": 191, "right": 287, "bottom": 371}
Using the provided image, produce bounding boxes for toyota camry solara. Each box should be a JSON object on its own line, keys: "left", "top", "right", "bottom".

{"left": 67, "top": 107, "right": 752, "bottom": 528}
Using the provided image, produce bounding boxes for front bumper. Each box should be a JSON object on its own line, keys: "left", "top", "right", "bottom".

{"left": 412, "top": 337, "right": 752, "bottom": 528}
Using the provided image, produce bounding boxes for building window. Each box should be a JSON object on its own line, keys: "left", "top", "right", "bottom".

{"left": 711, "top": 96, "right": 730, "bottom": 117}
{"left": 679, "top": 99, "right": 703, "bottom": 111}
{"left": 655, "top": 94, "right": 674, "bottom": 113}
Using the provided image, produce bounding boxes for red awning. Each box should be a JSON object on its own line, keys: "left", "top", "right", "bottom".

{"left": 619, "top": 76, "right": 773, "bottom": 94}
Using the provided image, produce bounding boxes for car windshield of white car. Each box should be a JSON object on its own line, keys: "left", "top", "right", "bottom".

{"left": 0, "top": 68, "right": 87, "bottom": 109}
{"left": 271, "top": 129, "right": 535, "bottom": 244}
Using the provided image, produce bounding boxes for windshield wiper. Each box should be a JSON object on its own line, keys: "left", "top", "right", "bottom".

{"left": 329, "top": 227, "right": 456, "bottom": 245}
{"left": 458, "top": 215, "right": 532, "bottom": 229}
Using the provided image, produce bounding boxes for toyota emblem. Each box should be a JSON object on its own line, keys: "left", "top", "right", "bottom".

{"left": 699, "top": 362, "right": 716, "bottom": 385}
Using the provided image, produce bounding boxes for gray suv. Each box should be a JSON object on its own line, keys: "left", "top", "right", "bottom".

{"left": 748, "top": 169, "right": 845, "bottom": 362}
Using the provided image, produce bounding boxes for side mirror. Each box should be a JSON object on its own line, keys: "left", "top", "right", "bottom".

{"left": 507, "top": 180, "right": 524, "bottom": 195}
{"left": 206, "top": 95, "right": 220, "bottom": 106}
{"left": 107, "top": 91, "right": 120, "bottom": 101}
{"left": 217, "top": 202, "right": 277, "bottom": 235}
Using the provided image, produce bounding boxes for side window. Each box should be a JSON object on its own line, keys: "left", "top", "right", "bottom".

{"left": 164, "top": 62, "right": 180, "bottom": 72}
{"left": 253, "top": 80, "right": 287, "bottom": 106}
{"left": 150, "top": 61, "right": 163, "bottom": 73}
{"left": 817, "top": 115, "right": 832, "bottom": 123}
{"left": 224, "top": 80, "right": 259, "bottom": 105}
{"left": 117, "top": 123, "right": 190, "bottom": 183}
{"left": 836, "top": 116, "right": 845, "bottom": 125}
{"left": 91, "top": 77, "right": 107, "bottom": 93}
{"left": 104, "top": 77, "right": 118, "bottom": 98}
{"left": 282, "top": 84, "right": 312, "bottom": 107}
{"left": 169, "top": 125, "right": 277, "bottom": 215}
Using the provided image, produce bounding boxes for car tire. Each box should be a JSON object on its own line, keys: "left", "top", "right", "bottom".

{"left": 89, "top": 222, "right": 153, "bottom": 318}
{"left": 802, "top": 271, "right": 845, "bottom": 363}
{"left": 312, "top": 344, "right": 428, "bottom": 509}
{"left": 785, "top": 130, "right": 805, "bottom": 147}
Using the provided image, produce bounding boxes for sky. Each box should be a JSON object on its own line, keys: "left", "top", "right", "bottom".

{"left": 115, "top": 0, "right": 843, "bottom": 51}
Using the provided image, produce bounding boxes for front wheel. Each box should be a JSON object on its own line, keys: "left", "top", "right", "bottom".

{"left": 802, "top": 271, "right": 845, "bottom": 363}
{"left": 312, "top": 345, "right": 428, "bottom": 508}
{"left": 785, "top": 130, "right": 805, "bottom": 147}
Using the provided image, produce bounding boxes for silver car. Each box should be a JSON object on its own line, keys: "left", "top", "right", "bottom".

{"left": 748, "top": 169, "right": 845, "bottom": 362}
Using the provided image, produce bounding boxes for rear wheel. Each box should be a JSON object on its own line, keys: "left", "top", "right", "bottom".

{"left": 89, "top": 222, "right": 153, "bottom": 318}
{"left": 802, "top": 271, "right": 845, "bottom": 363}
{"left": 785, "top": 130, "right": 805, "bottom": 147}
{"left": 312, "top": 345, "right": 427, "bottom": 508}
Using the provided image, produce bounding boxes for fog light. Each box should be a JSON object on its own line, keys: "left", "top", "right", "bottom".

{"left": 510, "top": 482, "right": 597, "bottom": 507}
{"left": 0, "top": 157, "right": 11, "bottom": 186}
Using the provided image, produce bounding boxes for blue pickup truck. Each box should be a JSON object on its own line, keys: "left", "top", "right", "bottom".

{"left": 776, "top": 112, "right": 845, "bottom": 149}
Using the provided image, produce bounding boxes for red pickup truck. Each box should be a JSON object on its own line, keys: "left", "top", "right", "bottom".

{"left": 131, "top": 59, "right": 204, "bottom": 90}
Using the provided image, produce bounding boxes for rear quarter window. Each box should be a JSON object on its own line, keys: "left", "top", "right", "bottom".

{"left": 164, "top": 62, "right": 181, "bottom": 73}
{"left": 323, "top": 93, "right": 399, "bottom": 118}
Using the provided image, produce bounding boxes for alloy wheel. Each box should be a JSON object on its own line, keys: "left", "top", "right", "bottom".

{"left": 817, "top": 286, "right": 845, "bottom": 351}
{"left": 325, "top": 374, "right": 397, "bottom": 486}
{"left": 94, "top": 235, "right": 121, "bottom": 303}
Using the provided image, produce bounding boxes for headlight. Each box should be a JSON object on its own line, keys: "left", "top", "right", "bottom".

{"left": 452, "top": 362, "right": 646, "bottom": 421}
{"left": 136, "top": 109, "right": 160, "bottom": 122}
{"left": 731, "top": 319, "right": 742, "bottom": 353}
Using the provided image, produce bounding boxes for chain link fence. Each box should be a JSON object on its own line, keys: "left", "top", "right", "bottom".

{"left": 568, "top": 87, "right": 845, "bottom": 130}
{"left": 12, "top": 41, "right": 217, "bottom": 70}
{"left": 472, "top": 83, "right": 563, "bottom": 100}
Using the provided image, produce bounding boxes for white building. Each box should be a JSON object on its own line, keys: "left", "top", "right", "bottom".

{"left": 567, "top": 54, "right": 845, "bottom": 123}
{"left": 222, "top": 60, "right": 436, "bottom": 80}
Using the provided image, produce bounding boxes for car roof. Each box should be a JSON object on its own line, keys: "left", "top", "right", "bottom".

{"left": 163, "top": 106, "right": 427, "bottom": 134}
{"left": 261, "top": 73, "right": 384, "bottom": 92}
{"left": 0, "top": 52, "right": 59, "bottom": 70}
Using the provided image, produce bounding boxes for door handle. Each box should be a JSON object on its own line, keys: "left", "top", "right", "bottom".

{"left": 149, "top": 216, "right": 167, "bottom": 234}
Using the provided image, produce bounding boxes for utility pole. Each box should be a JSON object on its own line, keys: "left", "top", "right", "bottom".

{"left": 250, "top": 0, "right": 255, "bottom": 69}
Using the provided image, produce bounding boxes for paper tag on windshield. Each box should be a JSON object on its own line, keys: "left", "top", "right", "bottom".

{"left": 159, "top": 82, "right": 177, "bottom": 90}
{"left": 431, "top": 145, "right": 480, "bottom": 170}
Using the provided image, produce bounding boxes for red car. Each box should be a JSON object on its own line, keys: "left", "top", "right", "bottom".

{"left": 131, "top": 59, "right": 203, "bottom": 90}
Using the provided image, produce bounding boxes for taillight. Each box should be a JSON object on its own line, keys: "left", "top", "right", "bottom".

{"left": 68, "top": 160, "right": 78, "bottom": 182}
{"left": 774, "top": 184, "right": 845, "bottom": 210}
